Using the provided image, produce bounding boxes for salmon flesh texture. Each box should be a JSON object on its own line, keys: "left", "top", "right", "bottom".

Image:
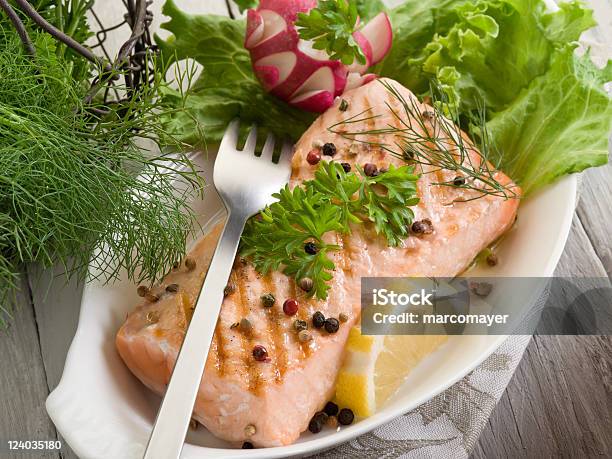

{"left": 116, "top": 78, "right": 521, "bottom": 447}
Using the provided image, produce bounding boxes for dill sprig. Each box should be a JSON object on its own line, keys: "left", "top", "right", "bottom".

{"left": 240, "top": 161, "right": 418, "bottom": 299}
{"left": 0, "top": 28, "right": 204, "bottom": 320}
{"left": 328, "top": 80, "right": 520, "bottom": 203}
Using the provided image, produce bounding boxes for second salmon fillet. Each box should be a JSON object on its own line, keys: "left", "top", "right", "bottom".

{"left": 116, "top": 78, "right": 521, "bottom": 447}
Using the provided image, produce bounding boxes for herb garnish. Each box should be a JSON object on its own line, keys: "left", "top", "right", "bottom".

{"left": 296, "top": 0, "right": 366, "bottom": 65}
{"left": 328, "top": 80, "right": 520, "bottom": 203}
{"left": 240, "top": 161, "right": 419, "bottom": 300}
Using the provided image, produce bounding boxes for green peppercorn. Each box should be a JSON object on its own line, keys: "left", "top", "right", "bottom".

{"left": 261, "top": 293, "right": 275, "bottom": 308}
{"left": 339, "top": 99, "right": 349, "bottom": 111}
{"left": 293, "top": 319, "right": 308, "bottom": 332}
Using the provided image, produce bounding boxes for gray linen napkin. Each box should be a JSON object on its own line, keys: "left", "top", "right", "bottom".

{"left": 311, "top": 335, "right": 531, "bottom": 459}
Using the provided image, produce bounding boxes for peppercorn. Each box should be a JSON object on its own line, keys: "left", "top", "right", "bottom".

{"left": 327, "top": 415, "right": 338, "bottom": 428}
{"left": 224, "top": 283, "right": 235, "bottom": 297}
{"left": 252, "top": 345, "right": 268, "bottom": 361}
{"left": 323, "top": 401, "right": 339, "bottom": 417}
{"left": 165, "top": 283, "right": 179, "bottom": 293}
{"left": 338, "top": 408, "right": 354, "bottom": 425}
{"left": 322, "top": 142, "right": 337, "bottom": 156}
{"left": 324, "top": 318, "right": 340, "bottom": 333}
{"left": 261, "top": 293, "right": 275, "bottom": 308}
{"left": 137, "top": 285, "right": 149, "bottom": 297}
{"left": 242, "top": 442, "right": 254, "bottom": 449}
{"left": 172, "top": 261, "right": 180, "bottom": 270}
{"left": 189, "top": 418, "right": 198, "bottom": 430}
{"left": 298, "top": 277, "right": 314, "bottom": 292}
{"left": 312, "top": 311, "right": 326, "bottom": 328}
{"left": 304, "top": 241, "right": 318, "bottom": 255}
{"left": 283, "top": 298, "right": 299, "bottom": 316}
{"left": 470, "top": 281, "right": 493, "bottom": 297}
{"left": 422, "top": 109, "right": 435, "bottom": 119}
{"left": 307, "top": 149, "right": 321, "bottom": 165}
{"left": 244, "top": 424, "right": 256, "bottom": 437}
{"left": 339, "top": 99, "right": 349, "bottom": 111}
{"left": 308, "top": 412, "right": 329, "bottom": 433}
{"left": 340, "top": 162, "right": 351, "bottom": 173}
{"left": 298, "top": 330, "right": 312, "bottom": 343}
{"left": 185, "top": 257, "right": 196, "bottom": 271}
{"left": 486, "top": 252, "right": 498, "bottom": 267}
{"left": 145, "top": 292, "right": 160, "bottom": 303}
{"left": 453, "top": 176, "right": 466, "bottom": 186}
{"left": 363, "top": 163, "right": 378, "bottom": 177}
{"left": 411, "top": 218, "right": 434, "bottom": 235}
{"left": 293, "top": 319, "right": 308, "bottom": 332}
{"left": 146, "top": 311, "right": 159, "bottom": 324}
{"left": 339, "top": 312, "right": 349, "bottom": 323}
{"left": 239, "top": 318, "right": 252, "bottom": 332}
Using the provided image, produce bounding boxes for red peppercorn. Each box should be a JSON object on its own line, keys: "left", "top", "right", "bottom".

{"left": 307, "top": 149, "right": 321, "bottom": 165}
{"left": 252, "top": 345, "right": 268, "bottom": 361}
{"left": 283, "top": 298, "right": 299, "bottom": 316}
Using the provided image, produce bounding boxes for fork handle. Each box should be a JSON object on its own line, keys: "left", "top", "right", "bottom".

{"left": 143, "top": 210, "right": 248, "bottom": 459}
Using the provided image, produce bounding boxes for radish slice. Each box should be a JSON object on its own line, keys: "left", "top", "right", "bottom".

{"left": 359, "top": 12, "right": 392, "bottom": 64}
{"left": 254, "top": 52, "right": 297, "bottom": 88}
{"left": 291, "top": 66, "right": 335, "bottom": 99}
{"left": 245, "top": 10, "right": 264, "bottom": 49}
{"left": 290, "top": 90, "right": 334, "bottom": 112}
{"left": 346, "top": 72, "right": 377, "bottom": 91}
{"left": 245, "top": 1, "right": 392, "bottom": 112}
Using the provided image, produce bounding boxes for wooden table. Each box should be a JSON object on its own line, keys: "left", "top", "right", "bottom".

{"left": 1, "top": 1, "right": 611, "bottom": 458}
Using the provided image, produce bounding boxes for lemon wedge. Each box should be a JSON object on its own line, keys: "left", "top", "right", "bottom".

{"left": 334, "top": 327, "right": 448, "bottom": 417}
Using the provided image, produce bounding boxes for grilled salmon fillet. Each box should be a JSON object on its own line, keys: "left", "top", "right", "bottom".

{"left": 116, "top": 78, "right": 521, "bottom": 447}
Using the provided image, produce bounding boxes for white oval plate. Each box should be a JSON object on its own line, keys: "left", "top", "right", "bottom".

{"left": 47, "top": 1, "right": 575, "bottom": 457}
{"left": 45, "top": 141, "right": 576, "bottom": 458}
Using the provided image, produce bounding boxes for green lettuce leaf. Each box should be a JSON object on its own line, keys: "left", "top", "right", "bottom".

{"left": 381, "top": 0, "right": 610, "bottom": 194}
{"left": 156, "top": 0, "right": 315, "bottom": 147}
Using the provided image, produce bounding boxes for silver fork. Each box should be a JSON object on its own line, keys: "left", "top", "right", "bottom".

{"left": 143, "top": 120, "right": 292, "bottom": 459}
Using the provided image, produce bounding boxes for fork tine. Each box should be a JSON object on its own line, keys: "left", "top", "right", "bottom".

{"left": 243, "top": 125, "right": 258, "bottom": 152}
{"left": 220, "top": 119, "right": 240, "bottom": 151}
{"left": 260, "top": 133, "right": 275, "bottom": 161}
{"left": 278, "top": 141, "right": 294, "bottom": 168}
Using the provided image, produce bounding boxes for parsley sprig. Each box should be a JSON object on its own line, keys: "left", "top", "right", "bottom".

{"left": 296, "top": 0, "right": 366, "bottom": 65}
{"left": 240, "top": 161, "right": 419, "bottom": 299}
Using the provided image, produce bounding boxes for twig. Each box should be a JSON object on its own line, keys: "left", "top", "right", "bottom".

{"left": 12, "top": 0, "right": 111, "bottom": 72}
{"left": 0, "top": 0, "right": 36, "bottom": 56}
{"left": 225, "top": 0, "right": 236, "bottom": 19}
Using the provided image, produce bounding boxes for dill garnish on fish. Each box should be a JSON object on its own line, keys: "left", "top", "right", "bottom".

{"left": 328, "top": 80, "right": 520, "bottom": 203}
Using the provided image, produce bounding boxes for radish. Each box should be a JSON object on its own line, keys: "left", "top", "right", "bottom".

{"left": 245, "top": 0, "right": 392, "bottom": 112}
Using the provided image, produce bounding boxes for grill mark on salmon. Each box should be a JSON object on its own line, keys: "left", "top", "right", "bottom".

{"left": 116, "top": 78, "right": 522, "bottom": 447}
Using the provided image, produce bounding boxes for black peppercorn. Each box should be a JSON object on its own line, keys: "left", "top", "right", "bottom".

{"left": 324, "top": 317, "right": 340, "bottom": 333}
{"left": 304, "top": 241, "right": 318, "bottom": 255}
{"left": 312, "top": 311, "right": 326, "bottom": 328}
{"left": 323, "top": 401, "right": 339, "bottom": 417}
{"left": 340, "top": 162, "right": 351, "bottom": 173}
{"left": 363, "top": 163, "right": 378, "bottom": 177}
{"left": 322, "top": 142, "right": 337, "bottom": 156}
{"left": 165, "top": 283, "right": 179, "bottom": 293}
{"left": 411, "top": 218, "right": 434, "bottom": 235}
{"left": 338, "top": 408, "right": 354, "bottom": 425}
{"left": 308, "top": 412, "right": 329, "bottom": 434}
{"left": 242, "top": 442, "right": 254, "bottom": 449}
{"left": 252, "top": 345, "right": 268, "bottom": 361}
{"left": 453, "top": 176, "right": 466, "bottom": 186}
